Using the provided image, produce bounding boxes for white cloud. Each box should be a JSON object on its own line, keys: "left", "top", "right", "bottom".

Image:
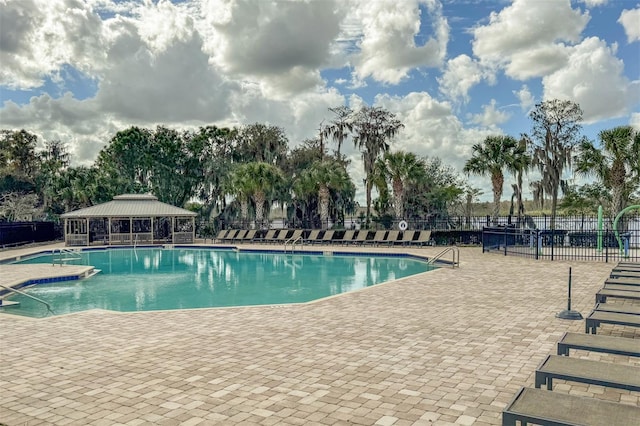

{"left": 347, "top": 0, "right": 449, "bottom": 84}
{"left": 472, "top": 0, "right": 589, "bottom": 79}
{"left": 630, "top": 113, "right": 640, "bottom": 130}
{"left": 469, "top": 99, "right": 511, "bottom": 127}
{"left": 542, "top": 37, "right": 640, "bottom": 122}
{"left": 579, "top": 0, "right": 608, "bottom": 7}
{"left": 619, "top": 8, "right": 640, "bottom": 43}
{"left": 513, "top": 85, "right": 535, "bottom": 112}
{"left": 438, "top": 54, "right": 494, "bottom": 103}
{"left": 201, "top": 0, "right": 340, "bottom": 93}
{"left": 0, "top": 0, "right": 105, "bottom": 89}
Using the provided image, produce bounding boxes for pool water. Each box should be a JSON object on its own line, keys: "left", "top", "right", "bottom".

{"left": 4, "top": 248, "right": 435, "bottom": 318}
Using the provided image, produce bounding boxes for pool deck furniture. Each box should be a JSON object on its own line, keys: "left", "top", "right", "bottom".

{"left": 595, "top": 287, "right": 640, "bottom": 304}
{"left": 231, "top": 230, "right": 248, "bottom": 242}
{"left": 316, "top": 229, "right": 335, "bottom": 244}
{"left": 502, "top": 386, "right": 640, "bottom": 426}
{"left": 594, "top": 302, "right": 640, "bottom": 315}
{"left": 236, "top": 229, "right": 256, "bottom": 243}
{"left": 557, "top": 331, "right": 640, "bottom": 357}
{"left": 604, "top": 283, "right": 640, "bottom": 292}
{"left": 400, "top": 230, "right": 415, "bottom": 246}
{"left": 221, "top": 230, "right": 239, "bottom": 243}
{"left": 414, "top": 230, "right": 432, "bottom": 246}
{"left": 610, "top": 270, "right": 640, "bottom": 279}
{"left": 353, "top": 230, "right": 369, "bottom": 245}
{"left": 260, "top": 229, "right": 279, "bottom": 243}
{"left": 585, "top": 310, "right": 640, "bottom": 334}
{"left": 340, "top": 230, "right": 356, "bottom": 245}
{"left": 604, "top": 277, "right": 640, "bottom": 287}
{"left": 365, "top": 230, "right": 387, "bottom": 246}
{"left": 384, "top": 230, "right": 400, "bottom": 246}
{"left": 534, "top": 354, "right": 640, "bottom": 391}
{"left": 304, "top": 229, "right": 321, "bottom": 244}
{"left": 214, "top": 229, "right": 228, "bottom": 242}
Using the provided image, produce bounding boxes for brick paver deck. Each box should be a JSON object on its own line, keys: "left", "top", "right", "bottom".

{"left": 1, "top": 243, "right": 638, "bottom": 425}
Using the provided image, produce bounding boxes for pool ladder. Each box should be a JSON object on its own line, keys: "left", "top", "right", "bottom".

{"left": 427, "top": 247, "right": 460, "bottom": 268}
{"left": 52, "top": 248, "right": 82, "bottom": 266}
{"left": 284, "top": 236, "right": 304, "bottom": 253}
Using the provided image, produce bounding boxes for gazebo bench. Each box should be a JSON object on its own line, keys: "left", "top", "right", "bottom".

{"left": 534, "top": 354, "right": 640, "bottom": 391}
{"left": 502, "top": 386, "right": 640, "bottom": 426}
{"left": 585, "top": 310, "right": 640, "bottom": 334}
{"left": 557, "top": 331, "right": 640, "bottom": 357}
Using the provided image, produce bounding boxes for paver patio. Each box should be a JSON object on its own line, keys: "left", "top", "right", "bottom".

{"left": 1, "top": 243, "right": 639, "bottom": 425}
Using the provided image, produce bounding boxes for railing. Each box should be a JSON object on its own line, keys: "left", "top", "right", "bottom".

{"left": 284, "top": 236, "right": 304, "bottom": 253}
{"left": 427, "top": 247, "right": 460, "bottom": 268}
{"left": 52, "top": 248, "right": 82, "bottom": 266}
{"left": 0, "top": 283, "right": 54, "bottom": 315}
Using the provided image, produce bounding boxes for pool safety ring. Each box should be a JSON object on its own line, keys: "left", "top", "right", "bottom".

{"left": 399, "top": 220, "right": 408, "bottom": 231}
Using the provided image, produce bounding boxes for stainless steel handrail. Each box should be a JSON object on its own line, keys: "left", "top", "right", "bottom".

{"left": 284, "top": 236, "right": 304, "bottom": 252}
{"left": 427, "top": 247, "right": 460, "bottom": 268}
{"left": 0, "top": 283, "right": 54, "bottom": 314}
{"left": 52, "top": 248, "right": 82, "bottom": 266}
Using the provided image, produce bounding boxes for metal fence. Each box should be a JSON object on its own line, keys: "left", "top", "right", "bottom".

{"left": 481, "top": 214, "right": 640, "bottom": 262}
{"left": 0, "top": 221, "right": 61, "bottom": 248}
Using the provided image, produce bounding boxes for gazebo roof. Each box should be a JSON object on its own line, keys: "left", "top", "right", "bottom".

{"left": 60, "top": 194, "right": 197, "bottom": 219}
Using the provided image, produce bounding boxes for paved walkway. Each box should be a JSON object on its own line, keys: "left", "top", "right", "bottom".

{"left": 1, "top": 244, "right": 638, "bottom": 425}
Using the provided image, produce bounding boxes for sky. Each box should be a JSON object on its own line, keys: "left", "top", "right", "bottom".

{"left": 0, "top": 0, "right": 639, "bottom": 204}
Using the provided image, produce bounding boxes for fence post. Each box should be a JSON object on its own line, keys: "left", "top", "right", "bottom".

{"left": 503, "top": 227, "right": 507, "bottom": 256}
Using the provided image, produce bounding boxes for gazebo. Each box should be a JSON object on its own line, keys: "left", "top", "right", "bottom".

{"left": 60, "top": 194, "right": 197, "bottom": 246}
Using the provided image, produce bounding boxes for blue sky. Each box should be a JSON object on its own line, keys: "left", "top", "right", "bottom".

{"left": 1, "top": 0, "right": 638, "bottom": 202}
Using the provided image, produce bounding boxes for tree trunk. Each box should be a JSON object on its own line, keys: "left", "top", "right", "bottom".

{"left": 318, "top": 185, "right": 330, "bottom": 229}
{"left": 253, "top": 191, "right": 266, "bottom": 226}
{"left": 392, "top": 178, "right": 404, "bottom": 219}
{"left": 491, "top": 172, "right": 503, "bottom": 226}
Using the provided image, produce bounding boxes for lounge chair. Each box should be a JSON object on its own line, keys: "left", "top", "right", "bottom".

{"left": 585, "top": 310, "right": 640, "bottom": 334}
{"left": 304, "top": 230, "right": 321, "bottom": 244}
{"left": 237, "top": 229, "right": 256, "bottom": 243}
{"left": 232, "top": 229, "right": 247, "bottom": 242}
{"left": 399, "top": 230, "right": 415, "bottom": 245}
{"left": 502, "top": 386, "right": 640, "bottom": 426}
{"left": 259, "top": 229, "right": 278, "bottom": 243}
{"left": 284, "top": 229, "right": 303, "bottom": 244}
{"left": 594, "top": 302, "right": 640, "bottom": 315}
{"left": 595, "top": 288, "right": 640, "bottom": 304}
{"left": 557, "top": 331, "right": 640, "bottom": 357}
{"left": 534, "top": 354, "right": 640, "bottom": 391}
{"left": 610, "top": 270, "right": 640, "bottom": 279}
{"left": 271, "top": 229, "right": 291, "bottom": 244}
{"left": 221, "top": 230, "right": 238, "bottom": 243}
{"left": 319, "top": 229, "right": 336, "bottom": 244}
{"left": 365, "top": 230, "right": 387, "bottom": 246}
{"left": 340, "top": 230, "right": 356, "bottom": 244}
{"left": 604, "top": 283, "right": 640, "bottom": 292}
{"left": 214, "top": 229, "right": 228, "bottom": 243}
{"left": 384, "top": 230, "right": 400, "bottom": 246}
{"left": 414, "top": 230, "right": 432, "bottom": 246}
{"left": 604, "top": 277, "right": 640, "bottom": 287}
{"left": 612, "top": 264, "right": 640, "bottom": 272}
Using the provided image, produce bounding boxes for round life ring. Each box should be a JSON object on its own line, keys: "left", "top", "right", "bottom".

{"left": 398, "top": 220, "right": 408, "bottom": 231}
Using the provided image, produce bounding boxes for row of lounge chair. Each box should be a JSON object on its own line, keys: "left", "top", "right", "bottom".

{"left": 503, "top": 261, "right": 640, "bottom": 425}
{"left": 212, "top": 229, "right": 433, "bottom": 246}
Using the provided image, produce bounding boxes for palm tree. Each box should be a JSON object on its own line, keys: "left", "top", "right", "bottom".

{"left": 509, "top": 137, "right": 532, "bottom": 223}
{"left": 464, "top": 135, "right": 519, "bottom": 225}
{"left": 379, "top": 151, "right": 425, "bottom": 220}
{"left": 231, "top": 162, "right": 285, "bottom": 228}
{"left": 574, "top": 125, "right": 640, "bottom": 218}
{"left": 352, "top": 106, "right": 404, "bottom": 226}
{"left": 294, "top": 159, "right": 354, "bottom": 229}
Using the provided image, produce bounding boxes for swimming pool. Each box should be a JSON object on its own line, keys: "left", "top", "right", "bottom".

{"left": 3, "top": 248, "right": 436, "bottom": 318}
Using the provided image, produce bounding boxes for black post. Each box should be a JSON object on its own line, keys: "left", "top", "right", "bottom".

{"left": 556, "top": 267, "right": 583, "bottom": 320}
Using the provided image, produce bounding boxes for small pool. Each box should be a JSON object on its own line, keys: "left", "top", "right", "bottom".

{"left": 3, "top": 248, "right": 436, "bottom": 318}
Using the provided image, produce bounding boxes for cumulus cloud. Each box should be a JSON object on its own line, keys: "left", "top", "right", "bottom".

{"left": 579, "top": 0, "right": 608, "bottom": 7}
{"left": 347, "top": 0, "right": 449, "bottom": 84}
{"left": 472, "top": 0, "right": 589, "bottom": 79}
{"left": 0, "top": 0, "right": 105, "bottom": 89}
{"left": 201, "top": 0, "right": 340, "bottom": 92}
{"left": 542, "top": 37, "right": 640, "bottom": 122}
{"left": 438, "top": 54, "right": 494, "bottom": 103}
{"left": 469, "top": 99, "right": 511, "bottom": 127}
{"left": 513, "top": 85, "right": 535, "bottom": 112}
{"left": 619, "top": 8, "right": 640, "bottom": 43}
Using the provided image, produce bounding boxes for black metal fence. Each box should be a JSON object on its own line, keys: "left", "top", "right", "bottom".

{"left": 481, "top": 214, "right": 640, "bottom": 262}
{"left": 0, "top": 222, "right": 61, "bottom": 248}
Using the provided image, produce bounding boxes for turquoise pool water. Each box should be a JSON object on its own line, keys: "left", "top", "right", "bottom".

{"left": 3, "top": 248, "right": 435, "bottom": 318}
